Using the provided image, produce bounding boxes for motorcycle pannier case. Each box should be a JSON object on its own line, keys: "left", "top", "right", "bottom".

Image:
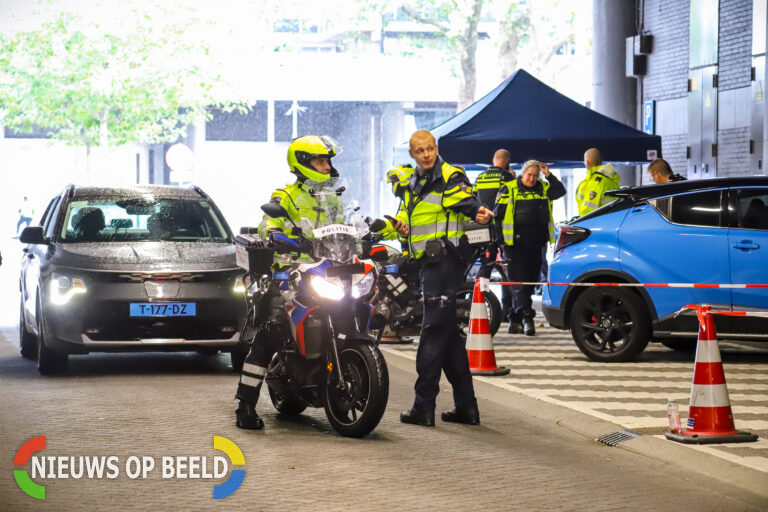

{"left": 235, "top": 234, "right": 273, "bottom": 275}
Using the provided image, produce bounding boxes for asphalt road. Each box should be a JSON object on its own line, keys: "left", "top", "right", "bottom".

{"left": 0, "top": 323, "right": 766, "bottom": 512}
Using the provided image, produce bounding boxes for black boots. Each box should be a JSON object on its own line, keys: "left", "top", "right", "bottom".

{"left": 523, "top": 317, "right": 536, "bottom": 336}
{"left": 400, "top": 408, "right": 435, "bottom": 427}
{"left": 236, "top": 400, "right": 264, "bottom": 430}
{"left": 507, "top": 321, "right": 523, "bottom": 334}
{"left": 441, "top": 407, "right": 481, "bottom": 425}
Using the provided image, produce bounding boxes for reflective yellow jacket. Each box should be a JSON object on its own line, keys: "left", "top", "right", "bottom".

{"left": 576, "top": 163, "right": 620, "bottom": 216}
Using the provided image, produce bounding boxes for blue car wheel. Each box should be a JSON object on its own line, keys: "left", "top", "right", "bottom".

{"left": 570, "top": 287, "right": 651, "bottom": 362}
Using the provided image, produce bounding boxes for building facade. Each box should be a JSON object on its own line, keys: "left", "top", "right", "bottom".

{"left": 596, "top": 0, "right": 767, "bottom": 182}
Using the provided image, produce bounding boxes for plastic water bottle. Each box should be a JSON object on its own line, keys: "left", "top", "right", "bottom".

{"left": 667, "top": 399, "right": 682, "bottom": 433}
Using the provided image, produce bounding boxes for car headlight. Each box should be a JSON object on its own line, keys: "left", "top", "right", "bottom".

{"left": 233, "top": 276, "right": 247, "bottom": 293}
{"left": 351, "top": 272, "right": 376, "bottom": 298}
{"left": 50, "top": 273, "right": 87, "bottom": 305}
{"left": 311, "top": 276, "right": 345, "bottom": 301}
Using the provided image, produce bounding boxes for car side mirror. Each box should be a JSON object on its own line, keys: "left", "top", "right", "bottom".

{"left": 19, "top": 226, "right": 47, "bottom": 245}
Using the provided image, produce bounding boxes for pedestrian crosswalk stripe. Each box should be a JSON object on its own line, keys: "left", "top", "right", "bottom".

{"left": 382, "top": 324, "right": 768, "bottom": 474}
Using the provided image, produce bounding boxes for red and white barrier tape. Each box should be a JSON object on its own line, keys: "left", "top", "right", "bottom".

{"left": 473, "top": 279, "right": 768, "bottom": 318}
{"left": 489, "top": 281, "right": 768, "bottom": 289}
{"left": 678, "top": 304, "right": 768, "bottom": 320}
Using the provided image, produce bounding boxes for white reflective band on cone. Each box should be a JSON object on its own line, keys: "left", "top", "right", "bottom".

{"left": 239, "top": 374, "right": 264, "bottom": 388}
{"left": 470, "top": 302, "right": 487, "bottom": 319}
{"left": 243, "top": 363, "right": 267, "bottom": 376}
{"left": 478, "top": 277, "right": 490, "bottom": 292}
{"left": 694, "top": 339, "right": 723, "bottom": 363}
{"left": 690, "top": 383, "right": 732, "bottom": 407}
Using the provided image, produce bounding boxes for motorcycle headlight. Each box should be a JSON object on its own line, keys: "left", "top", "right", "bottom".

{"left": 311, "top": 276, "right": 345, "bottom": 301}
{"left": 351, "top": 272, "right": 376, "bottom": 298}
{"left": 50, "top": 272, "right": 87, "bottom": 305}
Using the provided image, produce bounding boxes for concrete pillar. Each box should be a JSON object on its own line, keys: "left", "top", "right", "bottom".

{"left": 593, "top": 0, "right": 639, "bottom": 184}
{"left": 592, "top": 0, "right": 637, "bottom": 128}
{"left": 764, "top": 12, "right": 768, "bottom": 175}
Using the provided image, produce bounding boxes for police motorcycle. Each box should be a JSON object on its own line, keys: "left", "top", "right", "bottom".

{"left": 365, "top": 217, "right": 503, "bottom": 339}
{"left": 235, "top": 186, "right": 389, "bottom": 438}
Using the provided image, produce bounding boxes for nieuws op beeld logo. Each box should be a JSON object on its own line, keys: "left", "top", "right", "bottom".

{"left": 13, "top": 435, "right": 245, "bottom": 500}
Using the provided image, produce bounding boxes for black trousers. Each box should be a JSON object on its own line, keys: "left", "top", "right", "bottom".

{"left": 413, "top": 252, "right": 477, "bottom": 413}
{"left": 503, "top": 242, "right": 545, "bottom": 322}
{"left": 235, "top": 284, "right": 286, "bottom": 403}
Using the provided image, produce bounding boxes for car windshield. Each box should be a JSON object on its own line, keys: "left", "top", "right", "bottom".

{"left": 59, "top": 196, "right": 229, "bottom": 243}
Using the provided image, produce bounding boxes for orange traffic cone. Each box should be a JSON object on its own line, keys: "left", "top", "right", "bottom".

{"left": 665, "top": 305, "right": 758, "bottom": 444}
{"left": 466, "top": 278, "right": 510, "bottom": 376}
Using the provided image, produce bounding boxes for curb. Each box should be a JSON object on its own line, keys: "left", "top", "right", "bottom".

{"left": 381, "top": 346, "right": 768, "bottom": 505}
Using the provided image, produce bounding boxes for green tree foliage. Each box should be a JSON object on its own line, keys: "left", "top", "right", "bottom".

{"left": 370, "top": 0, "right": 485, "bottom": 111}
{"left": 0, "top": 5, "right": 244, "bottom": 151}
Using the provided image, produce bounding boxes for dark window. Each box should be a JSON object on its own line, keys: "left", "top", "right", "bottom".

{"left": 206, "top": 103, "right": 268, "bottom": 142}
{"left": 732, "top": 188, "right": 768, "bottom": 231}
{"left": 274, "top": 100, "right": 295, "bottom": 142}
{"left": 44, "top": 196, "right": 64, "bottom": 239}
{"left": 668, "top": 190, "right": 723, "bottom": 227}
{"left": 38, "top": 198, "right": 58, "bottom": 230}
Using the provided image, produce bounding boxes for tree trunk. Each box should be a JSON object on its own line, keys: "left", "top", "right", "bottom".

{"left": 85, "top": 144, "right": 91, "bottom": 184}
{"left": 457, "top": 0, "right": 484, "bottom": 112}
{"left": 497, "top": 21, "right": 521, "bottom": 80}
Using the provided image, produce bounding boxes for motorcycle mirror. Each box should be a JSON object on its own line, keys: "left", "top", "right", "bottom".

{"left": 261, "top": 202, "right": 291, "bottom": 219}
{"left": 368, "top": 219, "right": 387, "bottom": 233}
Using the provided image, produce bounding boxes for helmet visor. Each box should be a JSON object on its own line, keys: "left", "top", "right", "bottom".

{"left": 319, "top": 136, "right": 342, "bottom": 157}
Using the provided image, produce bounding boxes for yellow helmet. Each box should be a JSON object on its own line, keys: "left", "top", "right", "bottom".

{"left": 287, "top": 135, "right": 341, "bottom": 183}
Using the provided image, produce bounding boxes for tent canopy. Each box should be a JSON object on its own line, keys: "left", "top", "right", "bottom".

{"left": 393, "top": 69, "right": 661, "bottom": 169}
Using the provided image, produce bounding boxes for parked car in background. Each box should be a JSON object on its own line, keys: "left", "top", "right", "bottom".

{"left": 19, "top": 184, "right": 248, "bottom": 374}
{"left": 543, "top": 177, "right": 768, "bottom": 362}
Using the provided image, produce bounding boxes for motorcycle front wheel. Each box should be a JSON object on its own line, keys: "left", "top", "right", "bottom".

{"left": 324, "top": 342, "right": 389, "bottom": 438}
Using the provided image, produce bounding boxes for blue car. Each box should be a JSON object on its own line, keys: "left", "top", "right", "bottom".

{"left": 543, "top": 177, "right": 768, "bottom": 362}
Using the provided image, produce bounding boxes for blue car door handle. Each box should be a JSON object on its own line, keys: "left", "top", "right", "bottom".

{"left": 732, "top": 240, "right": 760, "bottom": 251}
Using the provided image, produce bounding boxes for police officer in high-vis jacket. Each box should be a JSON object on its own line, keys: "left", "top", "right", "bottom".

{"left": 575, "top": 148, "right": 620, "bottom": 216}
{"left": 393, "top": 130, "right": 493, "bottom": 427}
{"left": 495, "top": 160, "right": 565, "bottom": 336}
{"left": 235, "top": 135, "right": 343, "bottom": 430}
{"left": 473, "top": 149, "right": 516, "bottom": 322}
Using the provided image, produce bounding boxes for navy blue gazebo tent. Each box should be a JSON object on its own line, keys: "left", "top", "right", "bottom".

{"left": 393, "top": 69, "right": 662, "bottom": 169}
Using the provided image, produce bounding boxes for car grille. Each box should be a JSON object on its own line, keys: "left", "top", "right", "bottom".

{"left": 81, "top": 300, "right": 242, "bottom": 341}
{"left": 116, "top": 272, "right": 205, "bottom": 283}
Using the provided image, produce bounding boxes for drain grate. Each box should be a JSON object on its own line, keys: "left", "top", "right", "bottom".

{"left": 596, "top": 429, "right": 643, "bottom": 446}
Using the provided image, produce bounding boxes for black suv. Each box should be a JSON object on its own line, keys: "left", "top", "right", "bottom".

{"left": 19, "top": 184, "right": 248, "bottom": 374}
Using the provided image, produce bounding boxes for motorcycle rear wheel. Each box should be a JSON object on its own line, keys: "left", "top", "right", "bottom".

{"left": 456, "top": 283, "right": 502, "bottom": 336}
{"left": 324, "top": 342, "right": 389, "bottom": 438}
